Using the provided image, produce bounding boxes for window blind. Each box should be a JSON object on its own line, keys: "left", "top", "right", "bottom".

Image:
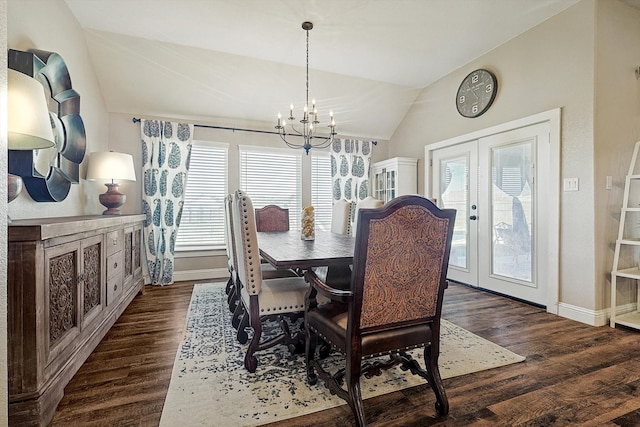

{"left": 239, "top": 147, "right": 302, "bottom": 229}
{"left": 311, "top": 153, "right": 332, "bottom": 232}
{"left": 175, "top": 142, "right": 228, "bottom": 250}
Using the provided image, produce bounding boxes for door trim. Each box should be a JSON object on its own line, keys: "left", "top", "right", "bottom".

{"left": 425, "top": 108, "right": 560, "bottom": 314}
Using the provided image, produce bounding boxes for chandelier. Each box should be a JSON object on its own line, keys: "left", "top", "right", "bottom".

{"left": 276, "top": 21, "right": 336, "bottom": 155}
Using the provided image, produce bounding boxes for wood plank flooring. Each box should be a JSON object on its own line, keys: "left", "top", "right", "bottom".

{"left": 51, "top": 280, "right": 640, "bottom": 427}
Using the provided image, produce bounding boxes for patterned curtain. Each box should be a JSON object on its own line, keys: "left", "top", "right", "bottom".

{"left": 330, "top": 138, "right": 373, "bottom": 231}
{"left": 141, "top": 119, "right": 193, "bottom": 285}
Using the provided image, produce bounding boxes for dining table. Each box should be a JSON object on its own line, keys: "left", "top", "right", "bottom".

{"left": 257, "top": 229, "right": 355, "bottom": 287}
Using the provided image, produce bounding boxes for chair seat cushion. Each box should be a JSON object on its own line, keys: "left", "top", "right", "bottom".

{"left": 308, "top": 302, "right": 434, "bottom": 357}
{"left": 242, "top": 276, "right": 308, "bottom": 315}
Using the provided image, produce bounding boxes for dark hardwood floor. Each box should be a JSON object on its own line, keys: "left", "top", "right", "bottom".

{"left": 51, "top": 280, "right": 640, "bottom": 427}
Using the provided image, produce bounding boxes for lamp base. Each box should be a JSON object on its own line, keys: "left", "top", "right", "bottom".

{"left": 8, "top": 173, "right": 23, "bottom": 203}
{"left": 99, "top": 182, "right": 126, "bottom": 215}
{"left": 8, "top": 174, "right": 24, "bottom": 224}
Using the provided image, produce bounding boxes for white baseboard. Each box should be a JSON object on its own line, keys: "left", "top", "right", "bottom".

{"left": 172, "top": 268, "right": 229, "bottom": 283}
{"left": 558, "top": 302, "right": 636, "bottom": 327}
{"left": 143, "top": 268, "right": 229, "bottom": 285}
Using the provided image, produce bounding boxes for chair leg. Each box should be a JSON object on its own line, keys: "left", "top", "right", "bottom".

{"left": 225, "top": 273, "right": 233, "bottom": 295}
{"left": 346, "top": 367, "right": 367, "bottom": 427}
{"left": 232, "top": 300, "right": 245, "bottom": 329}
{"left": 423, "top": 344, "right": 449, "bottom": 416}
{"left": 227, "top": 285, "right": 238, "bottom": 313}
{"left": 236, "top": 311, "right": 249, "bottom": 344}
{"left": 305, "top": 325, "right": 318, "bottom": 385}
{"left": 244, "top": 298, "right": 261, "bottom": 373}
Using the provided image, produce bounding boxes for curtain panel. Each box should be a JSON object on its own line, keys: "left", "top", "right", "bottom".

{"left": 330, "top": 138, "right": 373, "bottom": 231}
{"left": 141, "top": 119, "right": 193, "bottom": 285}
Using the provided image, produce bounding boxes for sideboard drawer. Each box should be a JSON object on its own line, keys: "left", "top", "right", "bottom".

{"left": 106, "top": 229, "right": 124, "bottom": 256}
{"left": 106, "top": 250, "right": 124, "bottom": 305}
{"left": 106, "top": 250, "right": 124, "bottom": 279}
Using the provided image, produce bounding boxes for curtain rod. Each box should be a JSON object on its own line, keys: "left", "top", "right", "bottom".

{"left": 131, "top": 117, "right": 377, "bottom": 145}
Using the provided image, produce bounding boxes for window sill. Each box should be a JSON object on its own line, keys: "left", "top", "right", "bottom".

{"left": 174, "top": 247, "right": 226, "bottom": 258}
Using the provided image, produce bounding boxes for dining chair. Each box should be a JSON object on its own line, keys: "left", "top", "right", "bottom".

{"left": 351, "top": 196, "right": 383, "bottom": 234}
{"left": 331, "top": 198, "right": 352, "bottom": 235}
{"left": 223, "top": 194, "right": 239, "bottom": 309}
{"left": 304, "top": 195, "right": 456, "bottom": 426}
{"left": 232, "top": 190, "right": 309, "bottom": 372}
{"left": 255, "top": 204, "right": 290, "bottom": 232}
{"left": 225, "top": 194, "right": 298, "bottom": 337}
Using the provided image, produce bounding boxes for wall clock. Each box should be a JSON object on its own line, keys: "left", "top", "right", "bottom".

{"left": 456, "top": 69, "right": 498, "bottom": 118}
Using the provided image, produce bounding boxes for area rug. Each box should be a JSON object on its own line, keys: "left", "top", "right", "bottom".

{"left": 159, "top": 283, "right": 525, "bottom": 427}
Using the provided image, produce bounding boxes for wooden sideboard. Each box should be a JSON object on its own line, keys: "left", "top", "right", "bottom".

{"left": 8, "top": 215, "right": 146, "bottom": 426}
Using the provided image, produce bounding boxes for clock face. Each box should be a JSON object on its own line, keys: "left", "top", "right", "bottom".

{"left": 456, "top": 69, "right": 497, "bottom": 118}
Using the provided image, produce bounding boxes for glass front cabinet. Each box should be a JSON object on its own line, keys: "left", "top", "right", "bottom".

{"left": 372, "top": 157, "right": 418, "bottom": 203}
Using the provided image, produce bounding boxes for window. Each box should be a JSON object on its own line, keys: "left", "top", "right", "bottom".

{"left": 175, "top": 141, "right": 228, "bottom": 251}
{"left": 239, "top": 146, "right": 302, "bottom": 229}
{"left": 311, "top": 153, "right": 332, "bottom": 232}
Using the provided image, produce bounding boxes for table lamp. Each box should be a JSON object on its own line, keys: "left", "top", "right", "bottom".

{"left": 86, "top": 151, "right": 136, "bottom": 215}
{"left": 7, "top": 68, "right": 56, "bottom": 203}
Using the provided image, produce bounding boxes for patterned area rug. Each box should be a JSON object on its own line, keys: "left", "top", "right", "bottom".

{"left": 160, "top": 283, "right": 525, "bottom": 427}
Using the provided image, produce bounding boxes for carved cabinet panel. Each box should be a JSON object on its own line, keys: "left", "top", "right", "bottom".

{"left": 124, "top": 224, "right": 143, "bottom": 289}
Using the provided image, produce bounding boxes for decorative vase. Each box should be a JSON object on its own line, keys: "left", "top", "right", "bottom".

{"left": 301, "top": 206, "right": 315, "bottom": 240}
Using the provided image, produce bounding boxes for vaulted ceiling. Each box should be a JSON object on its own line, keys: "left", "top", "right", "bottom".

{"left": 64, "top": 0, "right": 582, "bottom": 140}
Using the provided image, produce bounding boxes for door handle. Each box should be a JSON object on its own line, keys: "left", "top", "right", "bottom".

{"left": 469, "top": 215, "right": 477, "bottom": 220}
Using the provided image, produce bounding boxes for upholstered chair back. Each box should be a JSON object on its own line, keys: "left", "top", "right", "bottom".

{"left": 352, "top": 196, "right": 455, "bottom": 331}
{"left": 255, "top": 205, "right": 290, "bottom": 232}
{"left": 352, "top": 196, "right": 383, "bottom": 234}
{"left": 233, "top": 190, "right": 263, "bottom": 296}
{"left": 224, "top": 194, "right": 238, "bottom": 279}
{"left": 331, "top": 198, "right": 352, "bottom": 235}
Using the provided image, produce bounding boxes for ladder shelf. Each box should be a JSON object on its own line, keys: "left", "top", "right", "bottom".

{"left": 611, "top": 141, "right": 640, "bottom": 329}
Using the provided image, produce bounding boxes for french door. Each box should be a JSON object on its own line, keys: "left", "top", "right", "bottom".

{"left": 431, "top": 122, "right": 550, "bottom": 306}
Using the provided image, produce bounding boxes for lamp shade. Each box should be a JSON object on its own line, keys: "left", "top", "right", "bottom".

{"left": 8, "top": 69, "right": 56, "bottom": 150}
{"left": 86, "top": 151, "right": 136, "bottom": 182}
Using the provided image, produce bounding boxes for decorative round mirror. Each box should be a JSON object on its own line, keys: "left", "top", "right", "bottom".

{"left": 8, "top": 49, "right": 86, "bottom": 202}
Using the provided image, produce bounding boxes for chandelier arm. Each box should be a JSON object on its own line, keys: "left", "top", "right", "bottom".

{"left": 286, "top": 124, "right": 305, "bottom": 137}
{"left": 279, "top": 132, "right": 306, "bottom": 149}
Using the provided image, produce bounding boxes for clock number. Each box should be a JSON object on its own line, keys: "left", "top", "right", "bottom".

{"left": 458, "top": 95, "right": 465, "bottom": 104}
{"left": 472, "top": 74, "right": 479, "bottom": 84}
{"left": 472, "top": 105, "right": 479, "bottom": 114}
{"left": 485, "top": 84, "right": 493, "bottom": 93}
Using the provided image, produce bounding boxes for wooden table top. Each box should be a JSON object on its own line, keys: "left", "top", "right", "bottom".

{"left": 257, "top": 230, "right": 355, "bottom": 270}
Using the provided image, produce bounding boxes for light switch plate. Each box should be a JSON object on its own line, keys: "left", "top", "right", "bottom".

{"left": 563, "top": 178, "right": 579, "bottom": 192}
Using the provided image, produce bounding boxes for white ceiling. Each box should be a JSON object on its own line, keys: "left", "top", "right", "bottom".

{"left": 64, "top": 0, "right": 582, "bottom": 140}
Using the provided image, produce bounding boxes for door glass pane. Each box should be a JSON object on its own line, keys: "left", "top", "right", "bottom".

{"left": 440, "top": 156, "right": 468, "bottom": 269}
{"left": 491, "top": 142, "right": 533, "bottom": 282}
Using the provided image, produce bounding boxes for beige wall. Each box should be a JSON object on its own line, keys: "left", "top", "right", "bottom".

{"left": 594, "top": 0, "right": 640, "bottom": 310}
{"left": 390, "top": 0, "right": 640, "bottom": 318}
{"left": 7, "top": 0, "right": 109, "bottom": 220}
